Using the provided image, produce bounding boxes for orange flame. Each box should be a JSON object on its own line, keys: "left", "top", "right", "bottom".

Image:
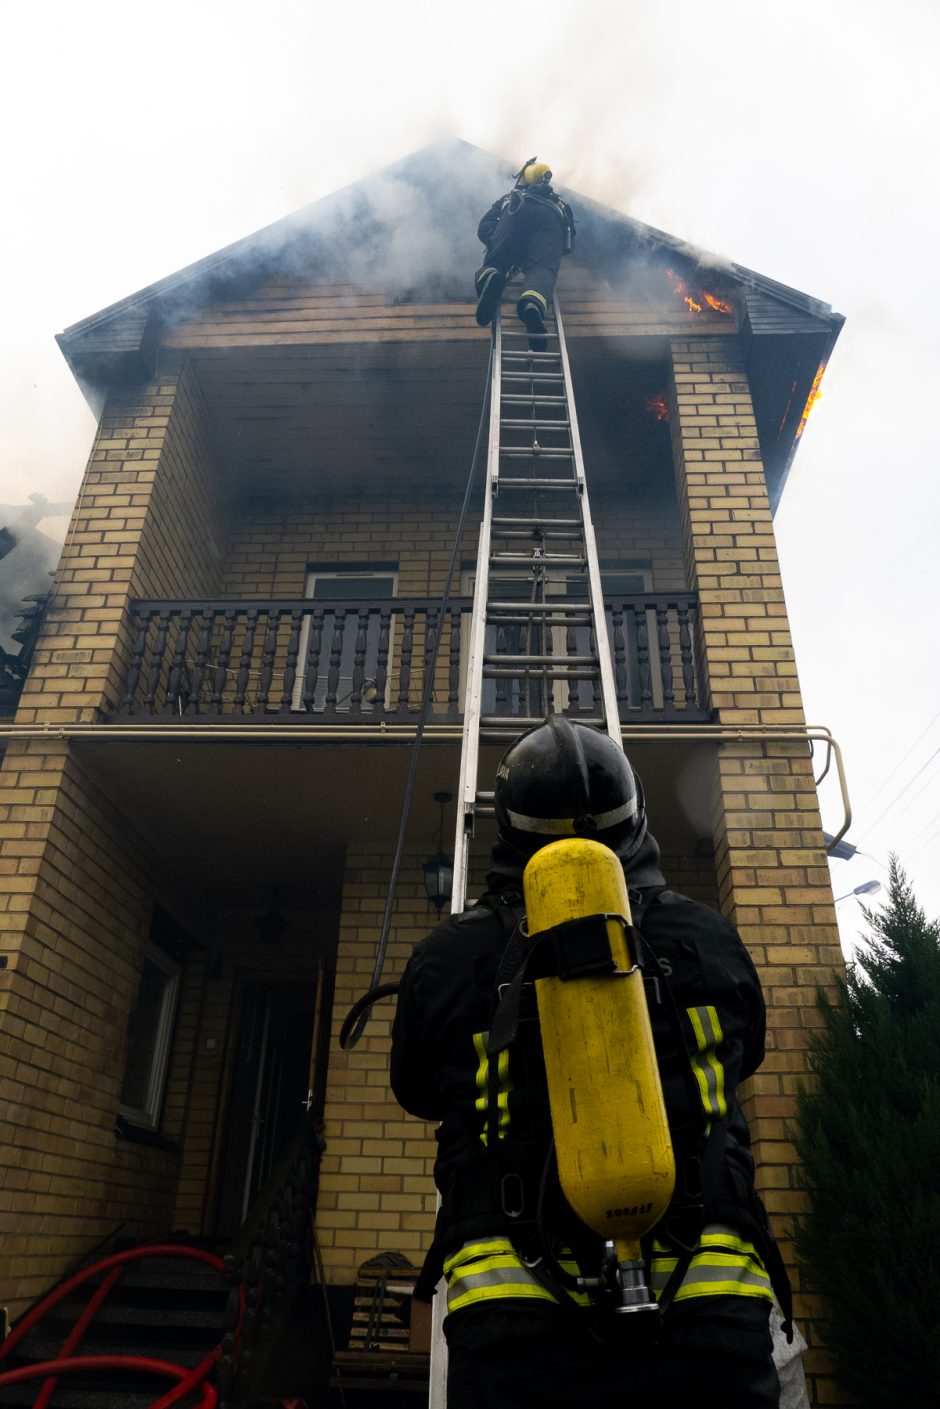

{"left": 645, "top": 394, "right": 670, "bottom": 422}
{"left": 794, "top": 363, "right": 826, "bottom": 441}
{"left": 664, "top": 268, "right": 729, "bottom": 317}
{"left": 703, "top": 293, "right": 732, "bottom": 315}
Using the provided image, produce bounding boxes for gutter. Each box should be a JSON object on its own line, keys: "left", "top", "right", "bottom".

{"left": 0, "top": 720, "right": 851, "bottom": 852}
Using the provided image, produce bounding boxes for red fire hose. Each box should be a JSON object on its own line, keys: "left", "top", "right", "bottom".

{"left": 0, "top": 1243, "right": 233, "bottom": 1409}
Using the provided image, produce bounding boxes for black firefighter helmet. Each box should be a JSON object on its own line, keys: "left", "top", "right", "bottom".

{"left": 493, "top": 716, "right": 647, "bottom": 863}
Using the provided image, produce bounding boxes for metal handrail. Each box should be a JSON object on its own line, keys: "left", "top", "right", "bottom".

{"left": 229, "top": 1110, "right": 322, "bottom": 1261}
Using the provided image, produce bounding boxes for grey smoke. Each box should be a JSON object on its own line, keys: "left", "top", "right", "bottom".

{"left": 0, "top": 494, "right": 69, "bottom": 654}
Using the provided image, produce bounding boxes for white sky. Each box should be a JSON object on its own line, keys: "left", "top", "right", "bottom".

{"left": 2, "top": 0, "right": 938, "bottom": 955}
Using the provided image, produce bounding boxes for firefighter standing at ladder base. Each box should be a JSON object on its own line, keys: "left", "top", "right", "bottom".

{"left": 391, "top": 718, "right": 791, "bottom": 1409}
{"left": 474, "top": 159, "right": 576, "bottom": 350}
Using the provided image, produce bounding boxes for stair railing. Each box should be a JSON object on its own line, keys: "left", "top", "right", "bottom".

{"left": 222, "top": 1111, "right": 324, "bottom": 1405}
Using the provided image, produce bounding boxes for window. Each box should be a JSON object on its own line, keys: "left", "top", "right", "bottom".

{"left": 292, "top": 564, "right": 398, "bottom": 711}
{"left": 119, "top": 941, "right": 180, "bottom": 1131}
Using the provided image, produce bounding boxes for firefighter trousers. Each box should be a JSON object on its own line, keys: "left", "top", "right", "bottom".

{"left": 445, "top": 1298, "right": 780, "bottom": 1409}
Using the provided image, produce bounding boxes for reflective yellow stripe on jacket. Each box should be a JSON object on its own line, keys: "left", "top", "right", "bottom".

{"left": 687, "top": 1004, "right": 727, "bottom": 1124}
{"left": 444, "top": 1239, "right": 590, "bottom": 1315}
{"left": 651, "top": 1225, "right": 773, "bottom": 1304}
{"left": 473, "top": 1031, "right": 511, "bottom": 1145}
{"left": 444, "top": 1229, "right": 771, "bottom": 1316}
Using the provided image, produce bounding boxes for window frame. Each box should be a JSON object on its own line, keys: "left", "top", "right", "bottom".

{"left": 292, "top": 564, "right": 399, "bottom": 712}
{"left": 118, "top": 940, "right": 181, "bottom": 1132}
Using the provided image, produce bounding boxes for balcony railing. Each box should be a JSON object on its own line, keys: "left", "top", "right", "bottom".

{"left": 112, "top": 594, "right": 710, "bottom": 724}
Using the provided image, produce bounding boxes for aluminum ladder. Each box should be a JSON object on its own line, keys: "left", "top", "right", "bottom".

{"left": 450, "top": 288, "right": 622, "bottom": 910}
{"left": 430, "top": 289, "right": 625, "bottom": 1407}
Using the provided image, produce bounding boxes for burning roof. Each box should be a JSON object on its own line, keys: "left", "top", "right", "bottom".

{"left": 56, "top": 139, "right": 843, "bottom": 507}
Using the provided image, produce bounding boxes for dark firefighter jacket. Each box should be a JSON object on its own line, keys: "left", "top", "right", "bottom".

{"left": 477, "top": 184, "right": 576, "bottom": 252}
{"left": 391, "top": 833, "right": 787, "bottom": 1345}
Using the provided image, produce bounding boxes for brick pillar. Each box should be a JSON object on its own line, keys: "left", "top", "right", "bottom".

{"left": 15, "top": 365, "right": 228, "bottom": 725}
{"left": 669, "top": 338, "right": 849, "bottom": 1407}
{"left": 14, "top": 377, "right": 179, "bottom": 724}
{"left": 0, "top": 740, "right": 183, "bottom": 1313}
{"left": 318, "top": 845, "right": 437, "bottom": 1283}
{"left": 0, "top": 365, "right": 230, "bottom": 1310}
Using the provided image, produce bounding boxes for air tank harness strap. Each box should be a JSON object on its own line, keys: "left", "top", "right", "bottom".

{"left": 487, "top": 911, "right": 633, "bottom": 1058}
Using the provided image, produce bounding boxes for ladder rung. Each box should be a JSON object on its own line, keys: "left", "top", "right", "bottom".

{"left": 488, "top": 618, "right": 592, "bottom": 630}
{"left": 491, "top": 517, "right": 582, "bottom": 528}
{"left": 500, "top": 449, "right": 574, "bottom": 461}
{"left": 490, "top": 553, "right": 586, "bottom": 566}
{"left": 481, "top": 716, "right": 606, "bottom": 730}
{"left": 501, "top": 394, "right": 568, "bottom": 405}
{"left": 497, "top": 478, "right": 580, "bottom": 490}
{"left": 503, "top": 352, "right": 562, "bottom": 363}
{"left": 484, "top": 655, "right": 598, "bottom": 667}
{"left": 501, "top": 329, "right": 558, "bottom": 340}
{"left": 483, "top": 666, "right": 600, "bottom": 680}
{"left": 501, "top": 419, "right": 571, "bottom": 430}
{"left": 502, "top": 372, "right": 564, "bottom": 382}
{"left": 487, "top": 601, "right": 590, "bottom": 614}
{"left": 491, "top": 531, "right": 583, "bottom": 543}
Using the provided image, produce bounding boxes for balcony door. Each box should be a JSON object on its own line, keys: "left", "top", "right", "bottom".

{"left": 291, "top": 566, "right": 397, "bottom": 712}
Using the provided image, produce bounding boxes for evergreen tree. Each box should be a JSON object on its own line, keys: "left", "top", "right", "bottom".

{"left": 794, "top": 858, "right": 940, "bottom": 1406}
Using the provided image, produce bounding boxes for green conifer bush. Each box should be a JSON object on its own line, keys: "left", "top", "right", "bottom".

{"left": 794, "top": 858, "right": 940, "bottom": 1405}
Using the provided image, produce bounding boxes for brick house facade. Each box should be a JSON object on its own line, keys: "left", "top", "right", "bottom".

{"left": 0, "top": 142, "right": 847, "bottom": 1403}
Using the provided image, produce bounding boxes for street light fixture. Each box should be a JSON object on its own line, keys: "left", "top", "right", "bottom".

{"left": 834, "top": 879, "right": 881, "bottom": 904}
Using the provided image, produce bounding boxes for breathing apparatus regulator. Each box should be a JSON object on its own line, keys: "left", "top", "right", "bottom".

{"left": 493, "top": 719, "right": 675, "bottom": 1318}
{"left": 514, "top": 156, "right": 553, "bottom": 187}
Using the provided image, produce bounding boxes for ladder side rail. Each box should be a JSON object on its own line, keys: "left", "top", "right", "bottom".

{"left": 451, "top": 311, "right": 503, "bottom": 913}
{"left": 552, "top": 297, "right": 622, "bottom": 745}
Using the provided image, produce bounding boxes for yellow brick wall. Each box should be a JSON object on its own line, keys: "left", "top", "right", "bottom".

{"left": 0, "top": 363, "right": 230, "bottom": 1313}
{"left": 14, "top": 365, "right": 230, "bottom": 725}
{"left": 669, "top": 338, "right": 846, "bottom": 1408}
{"left": 220, "top": 483, "right": 683, "bottom": 601}
{"left": 0, "top": 741, "right": 205, "bottom": 1315}
{"left": 318, "top": 844, "right": 439, "bottom": 1281}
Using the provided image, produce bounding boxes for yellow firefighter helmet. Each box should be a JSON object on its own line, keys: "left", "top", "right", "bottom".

{"left": 521, "top": 160, "right": 553, "bottom": 186}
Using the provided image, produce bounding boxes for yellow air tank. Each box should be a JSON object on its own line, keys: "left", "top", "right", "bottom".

{"left": 523, "top": 836, "right": 675, "bottom": 1312}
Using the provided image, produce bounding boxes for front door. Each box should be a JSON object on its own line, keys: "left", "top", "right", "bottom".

{"left": 214, "top": 966, "right": 331, "bottom": 1238}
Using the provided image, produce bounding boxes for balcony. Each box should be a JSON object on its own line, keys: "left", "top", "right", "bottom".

{"left": 112, "top": 594, "right": 710, "bottom": 725}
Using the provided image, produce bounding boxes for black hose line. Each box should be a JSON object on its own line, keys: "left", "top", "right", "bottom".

{"left": 341, "top": 342, "right": 494, "bottom": 1049}
{"left": 338, "top": 983, "right": 401, "bottom": 1050}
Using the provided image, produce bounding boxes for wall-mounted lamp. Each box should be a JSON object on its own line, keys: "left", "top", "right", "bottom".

{"left": 423, "top": 792, "right": 454, "bottom": 916}
{"left": 255, "top": 886, "right": 288, "bottom": 945}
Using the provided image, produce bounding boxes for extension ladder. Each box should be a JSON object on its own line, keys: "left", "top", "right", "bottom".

{"left": 450, "top": 289, "right": 622, "bottom": 910}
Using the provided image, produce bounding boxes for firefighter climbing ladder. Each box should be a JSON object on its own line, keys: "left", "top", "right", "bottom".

{"left": 451, "top": 289, "right": 621, "bottom": 910}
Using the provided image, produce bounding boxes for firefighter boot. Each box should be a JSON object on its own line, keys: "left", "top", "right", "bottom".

{"left": 475, "top": 267, "right": 506, "bottom": 326}
{"left": 517, "top": 294, "right": 547, "bottom": 351}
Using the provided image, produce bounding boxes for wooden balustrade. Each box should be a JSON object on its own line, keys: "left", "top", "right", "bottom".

{"left": 114, "top": 594, "right": 709, "bottom": 723}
